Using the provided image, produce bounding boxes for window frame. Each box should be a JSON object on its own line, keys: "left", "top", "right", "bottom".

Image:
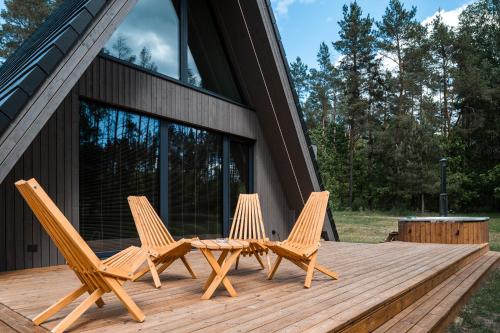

{"left": 79, "top": 99, "right": 254, "bottom": 254}
{"left": 99, "top": 0, "right": 247, "bottom": 107}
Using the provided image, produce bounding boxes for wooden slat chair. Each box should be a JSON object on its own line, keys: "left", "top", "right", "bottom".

{"left": 229, "top": 193, "right": 271, "bottom": 271}
{"left": 266, "top": 191, "right": 339, "bottom": 288}
{"left": 127, "top": 196, "right": 196, "bottom": 289}
{"left": 15, "top": 179, "right": 148, "bottom": 333}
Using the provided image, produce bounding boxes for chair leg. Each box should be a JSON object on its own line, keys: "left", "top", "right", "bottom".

{"left": 254, "top": 252, "right": 265, "bottom": 269}
{"left": 51, "top": 289, "right": 104, "bottom": 333}
{"left": 131, "top": 265, "right": 151, "bottom": 282}
{"left": 106, "top": 278, "right": 145, "bottom": 322}
{"left": 267, "top": 256, "right": 282, "bottom": 280}
{"left": 304, "top": 252, "right": 318, "bottom": 288}
{"left": 266, "top": 253, "right": 272, "bottom": 273}
{"left": 180, "top": 255, "right": 197, "bottom": 278}
{"left": 315, "top": 264, "right": 339, "bottom": 280}
{"left": 147, "top": 257, "right": 162, "bottom": 288}
{"left": 156, "top": 258, "right": 175, "bottom": 275}
{"left": 33, "top": 285, "right": 87, "bottom": 325}
{"left": 235, "top": 254, "right": 240, "bottom": 270}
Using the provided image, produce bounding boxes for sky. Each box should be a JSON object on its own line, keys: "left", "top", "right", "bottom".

{"left": 0, "top": 0, "right": 472, "bottom": 69}
{"left": 270, "top": 0, "right": 472, "bottom": 68}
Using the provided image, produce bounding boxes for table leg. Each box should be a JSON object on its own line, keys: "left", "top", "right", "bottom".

{"left": 202, "top": 250, "right": 229, "bottom": 291}
{"left": 201, "top": 249, "right": 242, "bottom": 300}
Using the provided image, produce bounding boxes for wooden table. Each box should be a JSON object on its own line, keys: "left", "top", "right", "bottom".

{"left": 191, "top": 239, "right": 249, "bottom": 300}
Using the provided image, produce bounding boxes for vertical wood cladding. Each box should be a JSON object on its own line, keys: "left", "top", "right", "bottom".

{"left": 0, "top": 91, "right": 79, "bottom": 271}
{"left": 0, "top": 56, "right": 291, "bottom": 271}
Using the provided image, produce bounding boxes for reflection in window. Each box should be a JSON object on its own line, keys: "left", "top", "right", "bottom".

{"left": 79, "top": 101, "right": 160, "bottom": 252}
{"left": 168, "top": 124, "right": 223, "bottom": 238}
{"left": 102, "top": 0, "right": 180, "bottom": 79}
{"left": 229, "top": 141, "right": 250, "bottom": 217}
{"left": 187, "top": 0, "right": 242, "bottom": 102}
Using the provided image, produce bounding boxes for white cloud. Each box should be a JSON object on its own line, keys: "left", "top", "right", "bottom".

{"left": 422, "top": 3, "right": 470, "bottom": 28}
{"left": 271, "top": 0, "right": 317, "bottom": 17}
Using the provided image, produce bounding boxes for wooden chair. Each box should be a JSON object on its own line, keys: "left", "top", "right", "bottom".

{"left": 229, "top": 193, "right": 271, "bottom": 271}
{"left": 266, "top": 191, "right": 339, "bottom": 288}
{"left": 229, "top": 193, "right": 271, "bottom": 269}
{"left": 15, "top": 179, "right": 148, "bottom": 333}
{"left": 127, "top": 196, "right": 196, "bottom": 289}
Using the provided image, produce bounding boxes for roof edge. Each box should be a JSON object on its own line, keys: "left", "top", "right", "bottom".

{"left": 262, "top": 0, "right": 339, "bottom": 241}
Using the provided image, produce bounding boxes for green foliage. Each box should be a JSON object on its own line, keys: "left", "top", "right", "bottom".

{"left": 447, "top": 269, "right": 500, "bottom": 333}
{"left": 292, "top": 0, "right": 500, "bottom": 213}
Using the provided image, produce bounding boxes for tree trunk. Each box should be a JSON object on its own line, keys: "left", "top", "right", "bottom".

{"left": 396, "top": 36, "right": 404, "bottom": 145}
{"left": 349, "top": 143, "right": 354, "bottom": 210}
{"left": 332, "top": 93, "right": 337, "bottom": 147}
{"left": 421, "top": 193, "right": 425, "bottom": 214}
{"left": 442, "top": 59, "right": 451, "bottom": 137}
{"left": 321, "top": 96, "right": 328, "bottom": 131}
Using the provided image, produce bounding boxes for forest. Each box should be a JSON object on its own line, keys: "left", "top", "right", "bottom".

{"left": 290, "top": 0, "right": 499, "bottom": 212}
{"left": 0, "top": 0, "right": 498, "bottom": 213}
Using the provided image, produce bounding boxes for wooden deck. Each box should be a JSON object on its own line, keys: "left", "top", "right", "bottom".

{"left": 0, "top": 241, "right": 497, "bottom": 333}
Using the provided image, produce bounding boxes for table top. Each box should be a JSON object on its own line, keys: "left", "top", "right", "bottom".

{"left": 191, "top": 239, "right": 249, "bottom": 250}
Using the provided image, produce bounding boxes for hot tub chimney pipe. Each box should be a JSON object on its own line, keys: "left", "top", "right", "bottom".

{"left": 439, "top": 158, "right": 448, "bottom": 217}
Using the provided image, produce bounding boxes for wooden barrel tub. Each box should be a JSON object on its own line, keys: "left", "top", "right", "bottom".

{"left": 398, "top": 217, "right": 489, "bottom": 244}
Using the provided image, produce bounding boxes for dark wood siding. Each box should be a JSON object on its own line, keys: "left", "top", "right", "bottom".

{"left": 0, "top": 56, "right": 291, "bottom": 271}
{"left": 0, "top": 91, "right": 79, "bottom": 271}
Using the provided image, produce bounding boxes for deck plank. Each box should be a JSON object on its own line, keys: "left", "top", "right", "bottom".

{"left": 375, "top": 251, "right": 500, "bottom": 333}
{"left": 0, "top": 242, "right": 490, "bottom": 333}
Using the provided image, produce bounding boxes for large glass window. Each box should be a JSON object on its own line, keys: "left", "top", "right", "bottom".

{"left": 229, "top": 141, "right": 250, "bottom": 217}
{"left": 102, "top": 0, "right": 243, "bottom": 103}
{"left": 187, "top": 0, "right": 242, "bottom": 102}
{"left": 79, "top": 101, "right": 160, "bottom": 253}
{"left": 80, "top": 102, "right": 252, "bottom": 252}
{"left": 102, "top": 0, "right": 180, "bottom": 79}
{"left": 168, "top": 124, "right": 223, "bottom": 238}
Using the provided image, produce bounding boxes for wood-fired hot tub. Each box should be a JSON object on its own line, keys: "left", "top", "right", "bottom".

{"left": 398, "top": 217, "right": 489, "bottom": 244}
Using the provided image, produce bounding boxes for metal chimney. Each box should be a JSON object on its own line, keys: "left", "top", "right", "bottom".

{"left": 439, "top": 158, "right": 448, "bottom": 217}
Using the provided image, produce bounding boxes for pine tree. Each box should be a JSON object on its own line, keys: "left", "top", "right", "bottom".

{"left": 308, "top": 42, "right": 335, "bottom": 130}
{"left": 334, "top": 1, "right": 376, "bottom": 209}
{"left": 450, "top": 0, "right": 500, "bottom": 210}
{"left": 139, "top": 46, "right": 158, "bottom": 71}
{"left": 0, "top": 0, "right": 58, "bottom": 59}
{"left": 290, "top": 56, "right": 309, "bottom": 107}
{"left": 112, "top": 35, "right": 136, "bottom": 63}
{"left": 429, "top": 14, "right": 456, "bottom": 137}
{"left": 377, "top": 0, "right": 420, "bottom": 144}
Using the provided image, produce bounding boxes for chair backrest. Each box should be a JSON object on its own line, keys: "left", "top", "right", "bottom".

{"left": 229, "top": 193, "right": 268, "bottom": 241}
{"left": 128, "top": 196, "right": 175, "bottom": 248}
{"left": 287, "top": 191, "right": 330, "bottom": 247}
{"left": 15, "top": 179, "right": 101, "bottom": 272}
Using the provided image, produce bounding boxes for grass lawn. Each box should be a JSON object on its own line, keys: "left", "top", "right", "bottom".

{"left": 334, "top": 211, "right": 500, "bottom": 333}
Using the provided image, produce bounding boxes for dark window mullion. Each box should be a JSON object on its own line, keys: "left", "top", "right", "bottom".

{"left": 180, "top": 0, "right": 188, "bottom": 83}
{"left": 222, "top": 136, "right": 230, "bottom": 237}
{"left": 160, "top": 121, "right": 169, "bottom": 225}
{"left": 249, "top": 143, "right": 255, "bottom": 193}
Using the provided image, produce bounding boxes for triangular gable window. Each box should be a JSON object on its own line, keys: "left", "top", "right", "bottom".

{"left": 103, "top": 0, "right": 180, "bottom": 79}
{"left": 102, "top": 0, "right": 242, "bottom": 103}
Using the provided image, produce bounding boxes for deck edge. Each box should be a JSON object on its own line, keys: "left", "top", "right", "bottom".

{"left": 337, "top": 244, "right": 490, "bottom": 333}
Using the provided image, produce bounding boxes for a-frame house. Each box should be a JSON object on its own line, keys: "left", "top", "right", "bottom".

{"left": 0, "top": 0, "right": 338, "bottom": 271}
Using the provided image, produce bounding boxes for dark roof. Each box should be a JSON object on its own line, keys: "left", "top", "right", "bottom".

{"left": 0, "top": 0, "right": 106, "bottom": 136}
{"left": 263, "top": 0, "right": 339, "bottom": 241}
{"left": 0, "top": 0, "right": 338, "bottom": 240}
